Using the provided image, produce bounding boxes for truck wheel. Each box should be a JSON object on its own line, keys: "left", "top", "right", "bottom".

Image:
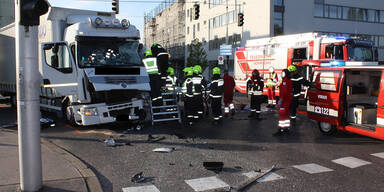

{"left": 318, "top": 122, "right": 337, "bottom": 135}
{"left": 63, "top": 101, "right": 76, "bottom": 126}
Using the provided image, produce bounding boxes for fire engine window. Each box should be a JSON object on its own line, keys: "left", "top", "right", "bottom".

{"left": 325, "top": 45, "right": 333, "bottom": 59}
{"left": 293, "top": 48, "right": 307, "bottom": 62}
{"left": 312, "top": 70, "right": 341, "bottom": 92}
{"left": 334, "top": 45, "right": 344, "bottom": 60}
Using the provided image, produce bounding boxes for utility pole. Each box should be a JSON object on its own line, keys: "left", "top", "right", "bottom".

{"left": 16, "top": 0, "right": 48, "bottom": 191}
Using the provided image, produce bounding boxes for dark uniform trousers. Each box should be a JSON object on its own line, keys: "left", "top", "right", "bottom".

{"left": 149, "top": 74, "right": 162, "bottom": 106}
{"left": 211, "top": 97, "right": 222, "bottom": 120}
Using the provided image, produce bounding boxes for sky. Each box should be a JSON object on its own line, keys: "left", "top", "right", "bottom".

{"left": 49, "top": 0, "right": 161, "bottom": 41}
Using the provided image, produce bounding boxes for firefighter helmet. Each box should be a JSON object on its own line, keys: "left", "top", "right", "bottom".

{"left": 212, "top": 67, "right": 221, "bottom": 75}
{"left": 193, "top": 65, "right": 202, "bottom": 74}
{"left": 269, "top": 66, "right": 275, "bottom": 73}
{"left": 288, "top": 65, "right": 297, "bottom": 72}
{"left": 167, "top": 67, "right": 174, "bottom": 76}
{"left": 144, "top": 49, "right": 152, "bottom": 57}
{"left": 186, "top": 67, "right": 194, "bottom": 76}
{"left": 252, "top": 69, "right": 260, "bottom": 77}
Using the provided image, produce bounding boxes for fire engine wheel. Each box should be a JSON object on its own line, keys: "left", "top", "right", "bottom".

{"left": 318, "top": 122, "right": 337, "bottom": 135}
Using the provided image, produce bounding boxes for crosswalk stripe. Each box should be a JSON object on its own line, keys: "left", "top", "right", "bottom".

{"left": 122, "top": 185, "right": 160, "bottom": 192}
{"left": 332, "top": 157, "right": 371, "bottom": 168}
{"left": 243, "top": 171, "right": 284, "bottom": 182}
{"left": 185, "top": 176, "right": 230, "bottom": 192}
{"left": 292, "top": 163, "right": 333, "bottom": 174}
{"left": 371, "top": 152, "right": 384, "bottom": 159}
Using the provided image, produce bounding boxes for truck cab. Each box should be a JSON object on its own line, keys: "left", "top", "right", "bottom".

{"left": 307, "top": 63, "right": 384, "bottom": 140}
{"left": 39, "top": 7, "right": 150, "bottom": 126}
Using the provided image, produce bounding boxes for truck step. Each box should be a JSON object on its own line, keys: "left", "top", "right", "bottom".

{"left": 153, "top": 118, "right": 180, "bottom": 123}
{"left": 163, "top": 99, "right": 175, "bottom": 102}
{"left": 153, "top": 111, "right": 179, "bottom": 115}
{"left": 152, "top": 105, "right": 178, "bottom": 109}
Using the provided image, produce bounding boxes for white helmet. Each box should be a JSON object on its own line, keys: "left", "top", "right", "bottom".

{"left": 269, "top": 66, "right": 275, "bottom": 73}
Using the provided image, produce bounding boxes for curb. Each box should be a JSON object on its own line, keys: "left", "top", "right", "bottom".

{"left": 41, "top": 138, "right": 103, "bottom": 192}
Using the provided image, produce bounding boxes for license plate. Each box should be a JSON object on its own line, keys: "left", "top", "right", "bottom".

{"left": 314, "top": 106, "right": 329, "bottom": 115}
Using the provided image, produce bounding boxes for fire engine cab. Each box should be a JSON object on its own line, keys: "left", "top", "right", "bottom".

{"left": 307, "top": 62, "right": 384, "bottom": 140}
{"left": 234, "top": 33, "right": 379, "bottom": 96}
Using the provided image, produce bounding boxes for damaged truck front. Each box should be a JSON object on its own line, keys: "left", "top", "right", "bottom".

{"left": 0, "top": 7, "right": 151, "bottom": 126}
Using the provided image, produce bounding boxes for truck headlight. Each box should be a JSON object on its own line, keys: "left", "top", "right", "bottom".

{"left": 121, "top": 19, "right": 130, "bottom": 28}
{"left": 95, "top": 17, "right": 103, "bottom": 25}
{"left": 81, "top": 107, "right": 98, "bottom": 116}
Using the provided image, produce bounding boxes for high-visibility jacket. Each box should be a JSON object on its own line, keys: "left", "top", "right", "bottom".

{"left": 182, "top": 77, "right": 194, "bottom": 97}
{"left": 266, "top": 72, "right": 278, "bottom": 87}
{"left": 192, "top": 75, "right": 204, "bottom": 96}
{"left": 165, "top": 75, "right": 177, "bottom": 92}
{"left": 247, "top": 76, "right": 264, "bottom": 95}
{"left": 291, "top": 73, "right": 311, "bottom": 98}
{"left": 142, "top": 57, "right": 159, "bottom": 75}
{"left": 209, "top": 75, "right": 224, "bottom": 98}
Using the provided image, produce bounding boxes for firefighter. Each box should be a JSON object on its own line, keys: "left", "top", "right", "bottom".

{"left": 223, "top": 70, "right": 236, "bottom": 117}
{"left": 247, "top": 69, "right": 264, "bottom": 119}
{"left": 273, "top": 69, "right": 292, "bottom": 136}
{"left": 182, "top": 67, "right": 195, "bottom": 125}
{"left": 151, "top": 43, "right": 169, "bottom": 87}
{"left": 165, "top": 67, "right": 176, "bottom": 92}
{"left": 209, "top": 67, "right": 224, "bottom": 124}
{"left": 288, "top": 65, "right": 311, "bottom": 124}
{"left": 266, "top": 66, "right": 278, "bottom": 108}
{"left": 142, "top": 49, "right": 162, "bottom": 106}
{"left": 192, "top": 65, "right": 205, "bottom": 119}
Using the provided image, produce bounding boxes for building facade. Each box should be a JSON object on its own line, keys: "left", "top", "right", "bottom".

{"left": 0, "top": 0, "right": 14, "bottom": 28}
{"left": 144, "top": 0, "right": 186, "bottom": 69}
{"left": 182, "top": 0, "right": 384, "bottom": 72}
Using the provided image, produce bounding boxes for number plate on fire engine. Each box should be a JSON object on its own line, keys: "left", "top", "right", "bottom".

{"left": 314, "top": 106, "right": 329, "bottom": 115}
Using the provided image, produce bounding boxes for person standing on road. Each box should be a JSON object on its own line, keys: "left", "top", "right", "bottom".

{"left": 208, "top": 67, "right": 224, "bottom": 124}
{"left": 247, "top": 69, "right": 264, "bottom": 119}
{"left": 288, "top": 65, "right": 311, "bottom": 125}
{"left": 151, "top": 43, "right": 169, "bottom": 87}
{"left": 142, "top": 49, "right": 162, "bottom": 106}
{"left": 223, "top": 70, "right": 236, "bottom": 117}
{"left": 266, "top": 66, "right": 279, "bottom": 108}
{"left": 192, "top": 65, "right": 205, "bottom": 119}
{"left": 273, "top": 69, "right": 292, "bottom": 136}
{"left": 182, "top": 68, "right": 195, "bottom": 125}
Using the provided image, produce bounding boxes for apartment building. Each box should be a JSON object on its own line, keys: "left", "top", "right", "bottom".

{"left": 0, "top": 0, "right": 14, "bottom": 28}
{"left": 184, "top": 0, "right": 384, "bottom": 72}
{"left": 144, "top": 0, "right": 186, "bottom": 68}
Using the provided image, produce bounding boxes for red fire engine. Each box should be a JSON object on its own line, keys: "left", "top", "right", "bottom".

{"left": 307, "top": 61, "right": 384, "bottom": 140}
{"left": 234, "top": 33, "right": 379, "bottom": 96}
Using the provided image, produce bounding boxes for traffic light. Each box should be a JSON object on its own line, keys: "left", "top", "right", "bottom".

{"left": 193, "top": 4, "right": 200, "bottom": 20}
{"left": 20, "top": 0, "right": 49, "bottom": 26}
{"left": 112, "top": 0, "right": 119, "bottom": 14}
{"left": 238, "top": 13, "right": 244, "bottom": 26}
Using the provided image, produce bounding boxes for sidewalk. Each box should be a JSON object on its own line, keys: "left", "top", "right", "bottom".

{"left": 0, "top": 128, "right": 102, "bottom": 192}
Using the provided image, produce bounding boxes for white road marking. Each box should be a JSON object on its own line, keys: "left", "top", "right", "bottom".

{"left": 293, "top": 163, "right": 333, "bottom": 174}
{"left": 332, "top": 157, "right": 371, "bottom": 168}
{"left": 371, "top": 152, "right": 384, "bottom": 159}
{"left": 185, "top": 176, "right": 230, "bottom": 192}
{"left": 122, "top": 185, "right": 160, "bottom": 192}
{"left": 243, "top": 171, "right": 284, "bottom": 182}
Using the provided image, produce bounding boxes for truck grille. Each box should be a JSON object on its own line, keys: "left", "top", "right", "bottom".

{"left": 104, "top": 77, "right": 137, "bottom": 84}
{"left": 90, "top": 90, "right": 141, "bottom": 105}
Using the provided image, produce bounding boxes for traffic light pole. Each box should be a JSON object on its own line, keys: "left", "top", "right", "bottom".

{"left": 15, "top": 0, "right": 43, "bottom": 191}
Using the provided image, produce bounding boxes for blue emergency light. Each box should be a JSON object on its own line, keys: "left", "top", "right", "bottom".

{"left": 320, "top": 60, "right": 346, "bottom": 67}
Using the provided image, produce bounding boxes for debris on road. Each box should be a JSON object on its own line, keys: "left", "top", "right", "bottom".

{"left": 232, "top": 165, "right": 276, "bottom": 191}
{"left": 40, "top": 118, "right": 55, "bottom": 129}
{"left": 152, "top": 147, "right": 175, "bottom": 153}
{"left": 147, "top": 134, "right": 166, "bottom": 143}
{"left": 234, "top": 166, "right": 243, "bottom": 170}
{"left": 131, "top": 172, "right": 146, "bottom": 183}
{"left": 104, "top": 137, "right": 132, "bottom": 147}
{"left": 203, "top": 162, "right": 224, "bottom": 173}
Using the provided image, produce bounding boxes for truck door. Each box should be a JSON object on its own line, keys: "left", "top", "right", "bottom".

{"left": 41, "top": 42, "right": 78, "bottom": 96}
{"left": 376, "top": 70, "right": 384, "bottom": 127}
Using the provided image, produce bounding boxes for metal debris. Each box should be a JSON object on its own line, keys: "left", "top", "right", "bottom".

{"left": 152, "top": 147, "right": 175, "bottom": 153}
{"left": 232, "top": 165, "right": 276, "bottom": 191}
{"left": 131, "top": 172, "right": 145, "bottom": 183}
{"left": 203, "top": 162, "right": 224, "bottom": 173}
{"left": 147, "top": 134, "right": 166, "bottom": 143}
{"left": 40, "top": 118, "right": 55, "bottom": 129}
{"left": 105, "top": 138, "right": 116, "bottom": 147}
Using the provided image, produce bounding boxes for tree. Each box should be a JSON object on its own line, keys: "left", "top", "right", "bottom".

{"left": 186, "top": 39, "right": 208, "bottom": 70}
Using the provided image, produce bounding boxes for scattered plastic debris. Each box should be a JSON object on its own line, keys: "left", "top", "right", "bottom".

{"left": 131, "top": 172, "right": 145, "bottom": 183}
{"left": 105, "top": 138, "right": 116, "bottom": 147}
{"left": 169, "top": 163, "right": 175, "bottom": 166}
{"left": 203, "top": 162, "right": 224, "bottom": 173}
{"left": 40, "top": 118, "right": 55, "bottom": 129}
{"left": 152, "top": 147, "right": 175, "bottom": 153}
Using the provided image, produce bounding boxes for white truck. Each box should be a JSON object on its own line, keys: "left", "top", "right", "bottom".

{"left": 0, "top": 7, "right": 151, "bottom": 126}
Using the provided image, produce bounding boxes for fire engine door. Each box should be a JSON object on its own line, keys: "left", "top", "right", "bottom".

{"left": 376, "top": 71, "right": 384, "bottom": 127}
{"left": 41, "top": 42, "right": 78, "bottom": 97}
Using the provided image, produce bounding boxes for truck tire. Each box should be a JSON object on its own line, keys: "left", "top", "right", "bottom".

{"left": 318, "top": 122, "right": 337, "bottom": 135}
{"left": 10, "top": 95, "right": 16, "bottom": 108}
{"left": 63, "top": 100, "right": 76, "bottom": 126}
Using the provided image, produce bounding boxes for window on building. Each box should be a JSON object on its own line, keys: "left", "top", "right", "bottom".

{"left": 187, "top": 27, "right": 189, "bottom": 34}
{"left": 193, "top": 24, "right": 195, "bottom": 39}
{"left": 357, "top": 8, "right": 368, "bottom": 21}
{"left": 380, "top": 10, "right": 384, "bottom": 23}
{"left": 329, "top": 5, "right": 338, "bottom": 18}
{"left": 187, "top": 9, "right": 189, "bottom": 17}
{"left": 274, "top": 0, "right": 283, "bottom": 6}
{"left": 314, "top": 3, "right": 324, "bottom": 17}
{"left": 190, "top": 8, "right": 192, "bottom": 21}
{"left": 274, "top": 12, "right": 283, "bottom": 36}
{"left": 197, "top": 23, "right": 200, "bottom": 31}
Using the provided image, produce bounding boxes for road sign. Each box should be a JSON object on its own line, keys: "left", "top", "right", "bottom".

{"left": 220, "top": 44, "right": 232, "bottom": 56}
{"left": 218, "top": 56, "right": 224, "bottom": 65}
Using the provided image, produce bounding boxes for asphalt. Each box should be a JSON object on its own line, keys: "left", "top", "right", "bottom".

{"left": 0, "top": 103, "right": 102, "bottom": 192}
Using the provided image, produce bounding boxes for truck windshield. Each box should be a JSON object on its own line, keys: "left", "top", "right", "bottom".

{"left": 347, "top": 45, "right": 373, "bottom": 61}
{"left": 77, "top": 37, "right": 142, "bottom": 67}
